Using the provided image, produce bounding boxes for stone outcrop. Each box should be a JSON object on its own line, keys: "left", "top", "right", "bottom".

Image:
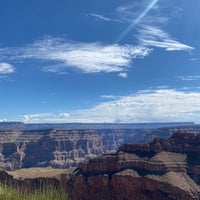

{"left": 68, "top": 132, "right": 200, "bottom": 200}
{"left": 0, "top": 123, "right": 200, "bottom": 170}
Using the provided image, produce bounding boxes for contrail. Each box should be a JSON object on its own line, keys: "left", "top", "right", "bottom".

{"left": 116, "top": 0, "right": 159, "bottom": 43}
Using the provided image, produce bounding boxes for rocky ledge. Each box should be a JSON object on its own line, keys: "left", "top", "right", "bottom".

{"left": 67, "top": 132, "right": 200, "bottom": 200}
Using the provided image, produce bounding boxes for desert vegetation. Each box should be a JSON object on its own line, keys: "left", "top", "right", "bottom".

{"left": 0, "top": 184, "right": 69, "bottom": 200}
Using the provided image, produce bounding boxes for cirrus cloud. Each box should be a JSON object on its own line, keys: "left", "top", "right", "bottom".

{"left": 137, "top": 25, "right": 194, "bottom": 51}
{"left": 0, "top": 37, "right": 151, "bottom": 75}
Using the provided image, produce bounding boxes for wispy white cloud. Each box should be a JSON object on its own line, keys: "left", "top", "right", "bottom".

{"left": 23, "top": 89, "right": 200, "bottom": 123}
{"left": 137, "top": 25, "right": 194, "bottom": 51}
{"left": 116, "top": 0, "right": 159, "bottom": 42}
{"left": 178, "top": 75, "right": 200, "bottom": 81}
{"left": 0, "top": 63, "right": 15, "bottom": 74}
{"left": 89, "top": 3, "right": 156, "bottom": 24}
{"left": 118, "top": 72, "right": 128, "bottom": 78}
{"left": 100, "top": 95, "right": 118, "bottom": 99}
{"left": 23, "top": 112, "right": 70, "bottom": 123}
{"left": 0, "top": 37, "right": 151, "bottom": 74}
{"left": 43, "top": 65, "right": 68, "bottom": 74}
{"left": 89, "top": 13, "right": 120, "bottom": 22}
{"left": 190, "top": 58, "right": 199, "bottom": 61}
{"left": 115, "top": 2, "right": 158, "bottom": 24}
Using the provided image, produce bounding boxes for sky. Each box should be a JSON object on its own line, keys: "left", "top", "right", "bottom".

{"left": 0, "top": 0, "right": 200, "bottom": 123}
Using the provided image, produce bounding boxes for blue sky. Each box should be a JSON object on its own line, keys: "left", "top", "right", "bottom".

{"left": 1, "top": 0, "right": 200, "bottom": 123}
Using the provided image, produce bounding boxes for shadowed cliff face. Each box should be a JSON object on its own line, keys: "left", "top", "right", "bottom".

{"left": 0, "top": 125, "right": 200, "bottom": 171}
{"left": 68, "top": 132, "right": 200, "bottom": 200}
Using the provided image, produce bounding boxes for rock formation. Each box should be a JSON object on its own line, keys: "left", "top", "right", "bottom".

{"left": 68, "top": 132, "right": 200, "bottom": 200}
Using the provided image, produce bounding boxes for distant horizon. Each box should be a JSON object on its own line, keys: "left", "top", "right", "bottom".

{"left": 0, "top": 121, "right": 196, "bottom": 125}
{"left": 0, "top": 121, "right": 196, "bottom": 131}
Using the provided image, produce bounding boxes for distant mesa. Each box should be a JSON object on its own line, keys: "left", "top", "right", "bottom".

{"left": 0, "top": 121, "right": 195, "bottom": 130}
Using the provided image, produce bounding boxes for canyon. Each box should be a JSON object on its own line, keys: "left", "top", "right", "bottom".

{"left": 0, "top": 122, "right": 199, "bottom": 171}
{"left": 0, "top": 131, "right": 200, "bottom": 199}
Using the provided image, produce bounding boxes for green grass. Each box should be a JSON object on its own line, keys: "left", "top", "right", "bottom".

{"left": 0, "top": 184, "right": 69, "bottom": 200}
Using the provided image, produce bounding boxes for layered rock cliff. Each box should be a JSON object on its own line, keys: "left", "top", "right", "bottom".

{"left": 0, "top": 128, "right": 125, "bottom": 170}
{"left": 68, "top": 132, "right": 200, "bottom": 200}
{"left": 0, "top": 123, "right": 200, "bottom": 171}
